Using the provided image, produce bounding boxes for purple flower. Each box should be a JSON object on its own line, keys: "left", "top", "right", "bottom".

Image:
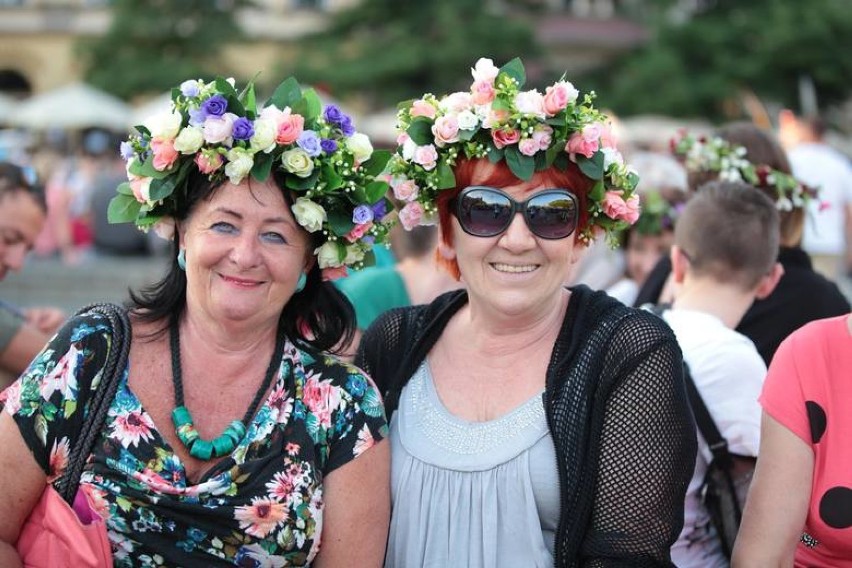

{"left": 202, "top": 94, "right": 228, "bottom": 117}
{"left": 297, "top": 130, "right": 322, "bottom": 157}
{"left": 119, "top": 141, "right": 134, "bottom": 160}
{"left": 188, "top": 107, "right": 207, "bottom": 127}
{"left": 320, "top": 138, "right": 338, "bottom": 154}
{"left": 180, "top": 80, "right": 200, "bottom": 98}
{"left": 340, "top": 116, "right": 355, "bottom": 137}
{"left": 323, "top": 104, "right": 346, "bottom": 126}
{"left": 352, "top": 204, "right": 374, "bottom": 224}
{"left": 370, "top": 200, "right": 387, "bottom": 219}
{"left": 232, "top": 117, "right": 255, "bottom": 141}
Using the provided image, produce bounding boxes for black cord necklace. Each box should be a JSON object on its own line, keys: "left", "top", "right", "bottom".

{"left": 169, "top": 316, "right": 286, "bottom": 461}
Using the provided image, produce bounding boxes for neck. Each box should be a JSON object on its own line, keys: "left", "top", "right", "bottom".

{"left": 672, "top": 278, "right": 754, "bottom": 329}
{"left": 177, "top": 310, "right": 280, "bottom": 372}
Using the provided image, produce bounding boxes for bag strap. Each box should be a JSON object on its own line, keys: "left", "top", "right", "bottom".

{"left": 641, "top": 303, "right": 732, "bottom": 463}
{"left": 53, "top": 303, "right": 131, "bottom": 505}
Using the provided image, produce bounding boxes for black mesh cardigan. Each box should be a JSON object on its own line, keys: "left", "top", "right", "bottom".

{"left": 355, "top": 285, "right": 697, "bottom": 567}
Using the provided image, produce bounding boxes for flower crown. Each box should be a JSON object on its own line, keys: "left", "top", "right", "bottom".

{"left": 671, "top": 131, "right": 819, "bottom": 212}
{"left": 110, "top": 76, "right": 394, "bottom": 280}
{"left": 632, "top": 190, "right": 684, "bottom": 237}
{"left": 386, "top": 57, "right": 641, "bottom": 244}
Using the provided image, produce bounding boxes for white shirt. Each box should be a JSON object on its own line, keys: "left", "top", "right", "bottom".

{"left": 662, "top": 309, "right": 766, "bottom": 568}
{"left": 788, "top": 142, "right": 852, "bottom": 256}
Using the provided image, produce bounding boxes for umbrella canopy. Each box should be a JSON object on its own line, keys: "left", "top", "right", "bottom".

{"left": 9, "top": 83, "right": 132, "bottom": 131}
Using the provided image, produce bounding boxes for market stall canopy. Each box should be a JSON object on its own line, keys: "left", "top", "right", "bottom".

{"left": 9, "top": 83, "right": 132, "bottom": 131}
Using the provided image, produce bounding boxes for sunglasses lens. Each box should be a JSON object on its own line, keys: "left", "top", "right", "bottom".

{"left": 526, "top": 192, "right": 577, "bottom": 239}
{"left": 458, "top": 188, "right": 513, "bottom": 237}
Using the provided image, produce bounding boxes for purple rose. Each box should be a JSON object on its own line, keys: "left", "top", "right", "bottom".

{"left": 297, "top": 130, "right": 322, "bottom": 157}
{"left": 320, "top": 138, "right": 338, "bottom": 154}
{"left": 119, "top": 141, "right": 134, "bottom": 160}
{"left": 352, "top": 204, "right": 374, "bottom": 224}
{"left": 323, "top": 104, "right": 346, "bottom": 126}
{"left": 370, "top": 200, "right": 387, "bottom": 219}
{"left": 340, "top": 115, "right": 355, "bottom": 137}
{"left": 232, "top": 117, "right": 255, "bottom": 141}
{"left": 202, "top": 94, "right": 228, "bottom": 117}
{"left": 188, "top": 107, "right": 207, "bottom": 127}
{"left": 180, "top": 80, "right": 200, "bottom": 98}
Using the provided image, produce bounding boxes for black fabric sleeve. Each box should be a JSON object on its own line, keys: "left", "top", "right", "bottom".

{"left": 632, "top": 256, "right": 672, "bottom": 308}
{"left": 581, "top": 320, "right": 697, "bottom": 566}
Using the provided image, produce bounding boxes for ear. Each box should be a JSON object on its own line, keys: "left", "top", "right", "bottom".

{"left": 754, "top": 262, "right": 784, "bottom": 300}
{"left": 670, "top": 245, "right": 688, "bottom": 284}
{"left": 437, "top": 241, "right": 456, "bottom": 261}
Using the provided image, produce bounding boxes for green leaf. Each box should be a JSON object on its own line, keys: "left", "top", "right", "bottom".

{"left": 577, "top": 151, "right": 605, "bottom": 180}
{"left": 251, "top": 153, "right": 274, "bottom": 182}
{"left": 505, "top": 146, "right": 535, "bottom": 181}
{"left": 286, "top": 170, "right": 320, "bottom": 191}
{"left": 437, "top": 160, "right": 456, "bottom": 189}
{"left": 64, "top": 398, "right": 77, "bottom": 419}
{"left": 116, "top": 181, "right": 134, "bottom": 196}
{"left": 215, "top": 77, "right": 238, "bottom": 99}
{"left": 491, "top": 97, "right": 513, "bottom": 112}
{"left": 359, "top": 249, "right": 376, "bottom": 269}
{"left": 459, "top": 127, "right": 479, "bottom": 142}
{"left": 240, "top": 82, "right": 257, "bottom": 117}
{"left": 589, "top": 179, "right": 606, "bottom": 202}
{"left": 363, "top": 150, "right": 392, "bottom": 177}
{"left": 327, "top": 209, "right": 354, "bottom": 237}
{"left": 487, "top": 145, "right": 504, "bottom": 164}
{"left": 322, "top": 163, "right": 343, "bottom": 191}
{"left": 107, "top": 193, "right": 142, "bottom": 224}
{"left": 553, "top": 153, "right": 570, "bottom": 171}
{"left": 545, "top": 144, "right": 562, "bottom": 168}
{"left": 268, "top": 77, "right": 302, "bottom": 110}
{"left": 499, "top": 57, "right": 526, "bottom": 87}
{"left": 128, "top": 156, "right": 171, "bottom": 180}
{"left": 365, "top": 180, "right": 389, "bottom": 204}
{"left": 406, "top": 118, "right": 434, "bottom": 146}
{"left": 293, "top": 88, "right": 322, "bottom": 121}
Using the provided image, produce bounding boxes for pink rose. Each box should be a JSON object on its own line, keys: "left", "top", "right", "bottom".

{"left": 543, "top": 81, "right": 578, "bottom": 116}
{"left": 202, "top": 113, "right": 236, "bottom": 145}
{"left": 195, "top": 150, "right": 224, "bottom": 174}
{"left": 150, "top": 137, "right": 178, "bottom": 171}
{"left": 532, "top": 124, "right": 553, "bottom": 150}
{"left": 410, "top": 99, "right": 437, "bottom": 119}
{"left": 518, "top": 138, "right": 539, "bottom": 157}
{"left": 129, "top": 177, "right": 152, "bottom": 204}
{"left": 514, "top": 90, "right": 546, "bottom": 119}
{"left": 623, "top": 195, "right": 641, "bottom": 224}
{"left": 602, "top": 191, "right": 640, "bottom": 223}
{"left": 432, "top": 115, "right": 460, "bottom": 146}
{"left": 322, "top": 266, "right": 349, "bottom": 281}
{"left": 565, "top": 123, "right": 603, "bottom": 158}
{"left": 482, "top": 109, "right": 509, "bottom": 129}
{"left": 392, "top": 179, "right": 419, "bottom": 202}
{"left": 396, "top": 132, "right": 410, "bottom": 147}
{"left": 599, "top": 123, "right": 617, "bottom": 149}
{"left": 276, "top": 112, "right": 304, "bottom": 145}
{"left": 345, "top": 221, "right": 373, "bottom": 243}
{"left": 471, "top": 80, "right": 496, "bottom": 106}
{"left": 398, "top": 201, "right": 424, "bottom": 230}
{"left": 412, "top": 145, "right": 438, "bottom": 171}
{"left": 441, "top": 92, "right": 473, "bottom": 113}
{"left": 491, "top": 127, "right": 521, "bottom": 149}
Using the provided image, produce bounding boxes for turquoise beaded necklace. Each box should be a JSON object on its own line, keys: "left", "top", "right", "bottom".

{"left": 169, "top": 317, "right": 285, "bottom": 461}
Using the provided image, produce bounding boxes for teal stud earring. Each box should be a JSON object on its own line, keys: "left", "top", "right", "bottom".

{"left": 295, "top": 271, "right": 307, "bottom": 293}
{"left": 177, "top": 249, "right": 186, "bottom": 271}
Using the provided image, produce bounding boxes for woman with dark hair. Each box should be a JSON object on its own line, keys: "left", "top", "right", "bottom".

{"left": 357, "top": 58, "right": 697, "bottom": 567}
{"left": 0, "top": 77, "right": 391, "bottom": 566}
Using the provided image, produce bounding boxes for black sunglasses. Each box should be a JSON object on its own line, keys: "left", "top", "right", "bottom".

{"left": 452, "top": 186, "right": 579, "bottom": 240}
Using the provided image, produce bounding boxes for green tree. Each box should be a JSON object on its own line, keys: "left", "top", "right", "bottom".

{"left": 78, "top": 0, "right": 248, "bottom": 100}
{"left": 291, "top": 0, "right": 539, "bottom": 110}
{"left": 587, "top": 0, "right": 852, "bottom": 119}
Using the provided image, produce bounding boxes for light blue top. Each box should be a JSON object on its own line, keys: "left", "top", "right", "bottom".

{"left": 387, "top": 360, "right": 560, "bottom": 568}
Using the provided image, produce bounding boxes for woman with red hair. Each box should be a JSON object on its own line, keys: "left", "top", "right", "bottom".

{"left": 356, "top": 58, "right": 697, "bottom": 567}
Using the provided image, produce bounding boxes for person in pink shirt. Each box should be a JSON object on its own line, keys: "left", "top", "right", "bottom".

{"left": 733, "top": 313, "right": 852, "bottom": 567}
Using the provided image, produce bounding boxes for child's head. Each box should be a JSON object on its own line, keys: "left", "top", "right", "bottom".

{"left": 623, "top": 189, "right": 686, "bottom": 287}
{"left": 674, "top": 180, "right": 779, "bottom": 291}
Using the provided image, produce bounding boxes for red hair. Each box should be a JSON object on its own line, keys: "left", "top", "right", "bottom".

{"left": 435, "top": 158, "right": 593, "bottom": 279}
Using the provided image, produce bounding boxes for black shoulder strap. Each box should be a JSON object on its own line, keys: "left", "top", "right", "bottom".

{"left": 641, "top": 303, "right": 732, "bottom": 463}
{"left": 53, "top": 303, "right": 131, "bottom": 504}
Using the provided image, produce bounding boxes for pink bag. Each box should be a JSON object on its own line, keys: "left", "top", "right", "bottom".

{"left": 16, "top": 486, "right": 113, "bottom": 568}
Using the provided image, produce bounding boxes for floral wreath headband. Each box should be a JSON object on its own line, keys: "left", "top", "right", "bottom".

{"left": 670, "top": 131, "right": 820, "bottom": 212}
{"left": 110, "top": 76, "right": 394, "bottom": 280}
{"left": 632, "top": 190, "right": 685, "bottom": 237}
{"left": 386, "top": 57, "right": 641, "bottom": 245}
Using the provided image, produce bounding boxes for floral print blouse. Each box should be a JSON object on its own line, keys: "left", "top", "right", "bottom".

{"left": 1, "top": 313, "right": 388, "bottom": 567}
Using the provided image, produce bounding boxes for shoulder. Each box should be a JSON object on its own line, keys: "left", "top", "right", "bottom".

{"left": 572, "top": 285, "right": 676, "bottom": 346}
{"left": 291, "top": 343, "right": 384, "bottom": 413}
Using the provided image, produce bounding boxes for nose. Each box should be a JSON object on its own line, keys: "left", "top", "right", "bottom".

{"left": 230, "top": 233, "right": 263, "bottom": 268}
{"left": 498, "top": 213, "right": 536, "bottom": 252}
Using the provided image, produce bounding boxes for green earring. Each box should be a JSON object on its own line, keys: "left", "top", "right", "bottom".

{"left": 177, "top": 249, "right": 186, "bottom": 271}
{"left": 295, "top": 272, "right": 307, "bottom": 293}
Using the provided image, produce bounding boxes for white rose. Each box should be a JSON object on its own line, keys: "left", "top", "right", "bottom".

{"left": 471, "top": 58, "right": 499, "bottom": 83}
{"left": 259, "top": 104, "right": 286, "bottom": 125}
{"left": 315, "top": 241, "right": 344, "bottom": 269}
{"left": 601, "top": 147, "right": 624, "bottom": 170}
{"left": 514, "top": 90, "right": 546, "bottom": 119}
{"left": 291, "top": 197, "right": 327, "bottom": 233}
{"left": 224, "top": 148, "right": 254, "bottom": 185}
{"left": 344, "top": 244, "right": 366, "bottom": 265}
{"left": 440, "top": 92, "right": 473, "bottom": 113}
{"left": 402, "top": 136, "right": 418, "bottom": 161}
{"left": 346, "top": 132, "right": 373, "bottom": 163}
{"left": 173, "top": 126, "right": 204, "bottom": 154}
{"left": 250, "top": 118, "right": 277, "bottom": 153}
{"left": 146, "top": 111, "right": 183, "bottom": 139}
{"left": 281, "top": 148, "right": 314, "bottom": 178}
{"left": 203, "top": 113, "right": 236, "bottom": 145}
{"left": 456, "top": 110, "right": 479, "bottom": 131}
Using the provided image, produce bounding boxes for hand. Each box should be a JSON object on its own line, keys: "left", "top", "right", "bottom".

{"left": 24, "top": 308, "right": 66, "bottom": 335}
